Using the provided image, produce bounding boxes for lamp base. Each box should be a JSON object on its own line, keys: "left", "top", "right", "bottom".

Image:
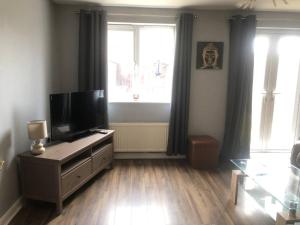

{"left": 31, "top": 140, "right": 45, "bottom": 155}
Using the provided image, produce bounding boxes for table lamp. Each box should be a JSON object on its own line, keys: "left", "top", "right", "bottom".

{"left": 27, "top": 120, "right": 48, "bottom": 155}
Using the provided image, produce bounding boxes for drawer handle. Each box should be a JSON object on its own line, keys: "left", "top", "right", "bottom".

{"left": 77, "top": 175, "right": 81, "bottom": 178}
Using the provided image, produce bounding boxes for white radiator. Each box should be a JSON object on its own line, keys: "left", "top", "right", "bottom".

{"left": 109, "top": 123, "right": 169, "bottom": 152}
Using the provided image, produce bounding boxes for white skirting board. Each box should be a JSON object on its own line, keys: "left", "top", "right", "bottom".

{"left": 110, "top": 123, "right": 169, "bottom": 152}
{"left": 0, "top": 198, "right": 23, "bottom": 225}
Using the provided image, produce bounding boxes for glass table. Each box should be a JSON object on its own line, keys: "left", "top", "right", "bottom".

{"left": 231, "top": 159, "right": 300, "bottom": 225}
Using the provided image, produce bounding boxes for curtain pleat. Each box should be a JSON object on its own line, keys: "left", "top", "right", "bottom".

{"left": 167, "top": 13, "right": 194, "bottom": 155}
{"left": 221, "top": 15, "right": 256, "bottom": 160}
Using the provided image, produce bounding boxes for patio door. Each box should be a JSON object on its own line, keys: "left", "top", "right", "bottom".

{"left": 251, "top": 31, "right": 300, "bottom": 152}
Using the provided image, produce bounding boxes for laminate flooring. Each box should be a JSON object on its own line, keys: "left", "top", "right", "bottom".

{"left": 10, "top": 159, "right": 274, "bottom": 225}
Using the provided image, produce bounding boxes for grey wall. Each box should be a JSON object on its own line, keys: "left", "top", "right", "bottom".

{"left": 0, "top": 0, "right": 57, "bottom": 217}
{"left": 189, "top": 11, "right": 230, "bottom": 142}
{"left": 108, "top": 103, "right": 170, "bottom": 122}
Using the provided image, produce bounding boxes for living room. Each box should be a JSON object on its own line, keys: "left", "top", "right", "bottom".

{"left": 1, "top": 0, "right": 300, "bottom": 224}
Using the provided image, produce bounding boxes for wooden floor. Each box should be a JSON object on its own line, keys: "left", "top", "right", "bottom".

{"left": 10, "top": 159, "right": 274, "bottom": 225}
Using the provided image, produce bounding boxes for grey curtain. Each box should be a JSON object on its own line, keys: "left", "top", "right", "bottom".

{"left": 167, "top": 13, "right": 194, "bottom": 155}
{"left": 221, "top": 15, "right": 256, "bottom": 160}
{"left": 78, "top": 10, "right": 108, "bottom": 128}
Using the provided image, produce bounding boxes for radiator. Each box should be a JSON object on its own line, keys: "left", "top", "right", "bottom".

{"left": 109, "top": 123, "right": 169, "bottom": 152}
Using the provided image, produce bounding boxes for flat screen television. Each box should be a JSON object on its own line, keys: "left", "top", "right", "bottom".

{"left": 50, "top": 90, "right": 105, "bottom": 142}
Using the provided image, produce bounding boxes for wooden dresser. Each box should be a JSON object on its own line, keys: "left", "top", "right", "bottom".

{"left": 18, "top": 130, "right": 114, "bottom": 213}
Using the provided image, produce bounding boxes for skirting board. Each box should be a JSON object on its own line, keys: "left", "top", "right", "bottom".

{"left": 0, "top": 198, "right": 23, "bottom": 225}
{"left": 114, "top": 152, "right": 186, "bottom": 159}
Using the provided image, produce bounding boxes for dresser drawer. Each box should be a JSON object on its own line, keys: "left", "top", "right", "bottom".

{"left": 92, "top": 144, "right": 113, "bottom": 172}
{"left": 61, "top": 159, "right": 92, "bottom": 196}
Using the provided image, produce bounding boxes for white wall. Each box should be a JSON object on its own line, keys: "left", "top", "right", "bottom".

{"left": 0, "top": 0, "right": 58, "bottom": 217}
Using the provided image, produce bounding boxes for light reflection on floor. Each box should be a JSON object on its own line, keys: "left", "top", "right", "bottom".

{"left": 107, "top": 203, "right": 170, "bottom": 225}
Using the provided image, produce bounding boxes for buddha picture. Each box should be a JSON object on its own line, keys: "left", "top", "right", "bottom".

{"left": 196, "top": 42, "right": 224, "bottom": 70}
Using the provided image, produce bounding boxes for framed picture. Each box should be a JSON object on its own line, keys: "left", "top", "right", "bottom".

{"left": 196, "top": 42, "right": 224, "bottom": 70}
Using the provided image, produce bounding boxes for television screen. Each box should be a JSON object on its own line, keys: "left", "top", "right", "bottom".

{"left": 50, "top": 90, "right": 105, "bottom": 141}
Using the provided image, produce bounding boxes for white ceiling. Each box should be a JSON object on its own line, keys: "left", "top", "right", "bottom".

{"left": 53, "top": 0, "right": 300, "bottom": 11}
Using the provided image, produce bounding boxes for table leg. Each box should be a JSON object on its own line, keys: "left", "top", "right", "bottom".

{"left": 230, "top": 170, "right": 244, "bottom": 205}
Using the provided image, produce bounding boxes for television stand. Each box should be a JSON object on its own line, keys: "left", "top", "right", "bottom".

{"left": 18, "top": 130, "right": 114, "bottom": 213}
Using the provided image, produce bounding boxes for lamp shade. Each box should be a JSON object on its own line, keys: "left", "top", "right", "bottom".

{"left": 27, "top": 120, "right": 48, "bottom": 140}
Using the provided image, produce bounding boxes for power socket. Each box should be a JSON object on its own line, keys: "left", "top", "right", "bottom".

{"left": 0, "top": 161, "right": 5, "bottom": 171}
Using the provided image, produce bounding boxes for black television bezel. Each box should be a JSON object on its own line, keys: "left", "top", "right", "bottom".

{"left": 49, "top": 90, "right": 105, "bottom": 142}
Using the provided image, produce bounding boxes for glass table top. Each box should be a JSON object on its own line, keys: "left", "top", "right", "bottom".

{"left": 231, "top": 159, "right": 300, "bottom": 210}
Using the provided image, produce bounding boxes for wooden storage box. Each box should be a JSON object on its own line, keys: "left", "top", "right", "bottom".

{"left": 188, "top": 135, "right": 219, "bottom": 169}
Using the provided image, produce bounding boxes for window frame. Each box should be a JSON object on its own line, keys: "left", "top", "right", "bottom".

{"left": 107, "top": 23, "right": 176, "bottom": 103}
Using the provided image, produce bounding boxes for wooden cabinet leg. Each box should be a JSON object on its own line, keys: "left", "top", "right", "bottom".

{"left": 106, "top": 161, "right": 114, "bottom": 170}
{"left": 230, "top": 170, "right": 244, "bottom": 205}
{"left": 56, "top": 200, "right": 63, "bottom": 214}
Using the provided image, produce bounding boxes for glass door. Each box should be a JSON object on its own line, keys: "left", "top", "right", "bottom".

{"left": 251, "top": 31, "right": 300, "bottom": 152}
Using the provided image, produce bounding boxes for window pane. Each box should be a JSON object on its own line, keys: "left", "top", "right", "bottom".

{"left": 251, "top": 36, "right": 270, "bottom": 150}
{"left": 138, "top": 26, "right": 175, "bottom": 102}
{"left": 107, "top": 25, "right": 175, "bottom": 103}
{"left": 108, "top": 29, "right": 135, "bottom": 102}
{"left": 268, "top": 36, "right": 300, "bottom": 150}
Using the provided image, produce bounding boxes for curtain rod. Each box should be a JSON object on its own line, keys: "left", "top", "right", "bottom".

{"left": 73, "top": 10, "right": 176, "bottom": 18}
{"left": 73, "top": 10, "right": 199, "bottom": 19}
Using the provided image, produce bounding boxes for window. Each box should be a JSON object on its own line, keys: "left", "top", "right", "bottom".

{"left": 107, "top": 24, "right": 175, "bottom": 103}
{"left": 251, "top": 31, "right": 300, "bottom": 151}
